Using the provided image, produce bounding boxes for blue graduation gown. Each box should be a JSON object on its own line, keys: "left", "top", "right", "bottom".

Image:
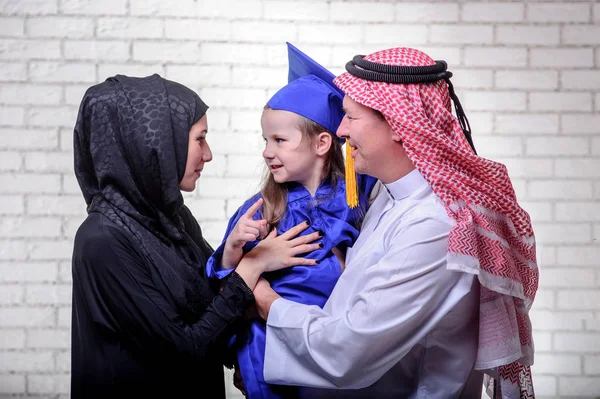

{"left": 207, "top": 175, "right": 376, "bottom": 399}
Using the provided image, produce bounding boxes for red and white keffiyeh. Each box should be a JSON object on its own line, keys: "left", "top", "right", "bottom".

{"left": 334, "top": 48, "right": 539, "bottom": 399}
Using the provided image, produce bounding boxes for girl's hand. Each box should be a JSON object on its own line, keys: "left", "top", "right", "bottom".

{"left": 226, "top": 198, "right": 268, "bottom": 249}
{"left": 244, "top": 220, "right": 322, "bottom": 273}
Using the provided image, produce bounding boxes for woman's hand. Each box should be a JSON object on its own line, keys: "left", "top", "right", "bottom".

{"left": 226, "top": 198, "right": 268, "bottom": 249}
{"left": 244, "top": 221, "right": 322, "bottom": 273}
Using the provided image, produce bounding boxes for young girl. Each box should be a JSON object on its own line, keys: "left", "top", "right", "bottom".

{"left": 207, "top": 43, "right": 376, "bottom": 399}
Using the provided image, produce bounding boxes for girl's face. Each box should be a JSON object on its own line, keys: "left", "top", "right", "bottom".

{"left": 261, "top": 109, "right": 326, "bottom": 192}
{"left": 179, "top": 114, "right": 212, "bottom": 192}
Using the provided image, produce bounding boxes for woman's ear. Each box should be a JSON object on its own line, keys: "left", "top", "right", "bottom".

{"left": 315, "top": 132, "right": 332, "bottom": 156}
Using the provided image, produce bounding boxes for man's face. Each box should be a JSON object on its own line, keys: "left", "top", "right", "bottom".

{"left": 336, "top": 95, "right": 400, "bottom": 181}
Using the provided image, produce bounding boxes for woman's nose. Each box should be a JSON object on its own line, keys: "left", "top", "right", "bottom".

{"left": 203, "top": 141, "right": 213, "bottom": 162}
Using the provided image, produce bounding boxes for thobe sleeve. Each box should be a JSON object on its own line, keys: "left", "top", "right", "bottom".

{"left": 263, "top": 213, "right": 475, "bottom": 389}
{"left": 75, "top": 219, "right": 254, "bottom": 362}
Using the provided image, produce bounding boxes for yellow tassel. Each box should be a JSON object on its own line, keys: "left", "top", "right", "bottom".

{"left": 345, "top": 142, "right": 359, "bottom": 209}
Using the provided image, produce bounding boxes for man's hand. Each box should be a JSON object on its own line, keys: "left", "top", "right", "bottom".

{"left": 253, "top": 277, "right": 281, "bottom": 320}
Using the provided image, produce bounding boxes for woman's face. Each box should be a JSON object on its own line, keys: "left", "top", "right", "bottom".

{"left": 179, "top": 114, "right": 212, "bottom": 192}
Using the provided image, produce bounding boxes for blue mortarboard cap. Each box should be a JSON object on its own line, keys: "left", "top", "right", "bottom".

{"left": 267, "top": 42, "right": 345, "bottom": 135}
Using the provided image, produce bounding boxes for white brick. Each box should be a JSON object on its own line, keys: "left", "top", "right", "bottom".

{"left": 0, "top": 84, "right": 61, "bottom": 105}
{"left": 531, "top": 48, "right": 594, "bottom": 68}
{"left": 0, "top": 239, "right": 27, "bottom": 260}
{"left": 58, "top": 260, "right": 72, "bottom": 283}
{"left": 62, "top": 172, "right": 81, "bottom": 194}
{"left": 28, "top": 240, "right": 72, "bottom": 260}
{"left": 0, "top": 262, "right": 57, "bottom": 282}
{"left": 526, "top": 137, "right": 588, "bottom": 157}
{"left": 562, "top": 70, "right": 600, "bottom": 91}
{"left": 26, "top": 284, "right": 71, "bottom": 305}
{"left": 364, "top": 25, "right": 428, "bottom": 46}
{"left": 586, "top": 320, "right": 600, "bottom": 331}
{"left": 210, "top": 133, "right": 263, "bottom": 155}
{"left": 597, "top": 93, "right": 600, "bottom": 112}
{"left": 231, "top": 66, "right": 286, "bottom": 89}
{"left": 195, "top": 0, "right": 262, "bottom": 19}
{"left": 27, "top": 195, "right": 84, "bottom": 216}
{"left": 25, "top": 152, "right": 71, "bottom": 174}
{"left": 563, "top": 25, "right": 600, "bottom": 45}
{"left": 200, "top": 220, "right": 228, "bottom": 248}
{"left": 533, "top": 353, "right": 582, "bottom": 374}
{"left": 165, "top": 19, "right": 229, "bottom": 41}
{"left": 27, "top": 329, "right": 70, "bottom": 349}
{"left": 562, "top": 114, "right": 600, "bottom": 135}
{"left": 63, "top": 215, "right": 85, "bottom": 238}
{"left": 559, "top": 376, "right": 600, "bottom": 396}
{"left": 465, "top": 47, "right": 527, "bottom": 67}
{"left": 200, "top": 177, "right": 258, "bottom": 200}
{"left": 498, "top": 158, "right": 553, "bottom": 179}
{"left": 0, "top": 217, "right": 62, "bottom": 238}
{"left": 395, "top": 3, "right": 459, "bottom": 22}
{"left": 64, "top": 84, "right": 88, "bottom": 106}
{"left": 516, "top": 201, "right": 552, "bottom": 222}
{"left": 28, "top": 106, "right": 78, "bottom": 127}
{"left": 537, "top": 246, "right": 556, "bottom": 267}
{"left": 462, "top": 3, "right": 523, "bottom": 22}
{"left": 596, "top": 3, "right": 600, "bottom": 23}
{"left": 201, "top": 88, "right": 267, "bottom": 110}
{"left": 64, "top": 40, "right": 129, "bottom": 61}
{"left": 495, "top": 114, "right": 558, "bottom": 135}
{"left": 264, "top": 1, "right": 328, "bottom": 21}
{"left": 533, "top": 330, "right": 552, "bottom": 351}
{"left": 0, "top": 128, "right": 58, "bottom": 149}
{"left": 474, "top": 136, "right": 522, "bottom": 157}
{"left": 556, "top": 202, "right": 600, "bottom": 222}
{"left": 529, "top": 181, "right": 592, "bottom": 200}
{"left": 0, "top": 174, "right": 61, "bottom": 194}
{"left": 130, "top": 0, "right": 195, "bottom": 16}
{"left": 0, "top": 0, "right": 57, "bottom": 15}
{"left": 462, "top": 112, "right": 493, "bottom": 134}
{"left": 536, "top": 223, "right": 591, "bottom": 244}
{"left": 0, "top": 351, "right": 53, "bottom": 371}
{"left": 185, "top": 198, "right": 226, "bottom": 221}
{"left": 299, "top": 24, "right": 362, "bottom": 45}
{"left": 0, "top": 195, "right": 23, "bottom": 214}
{"left": 99, "top": 17, "right": 163, "bottom": 39}
{"left": 268, "top": 44, "right": 330, "bottom": 68}
{"left": 496, "top": 25, "right": 559, "bottom": 46}
{"left": 584, "top": 355, "right": 600, "bottom": 374}
{"left": 0, "top": 150, "right": 21, "bottom": 171}
{"left": 430, "top": 25, "right": 493, "bottom": 45}
{"left": 60, "top": 0, "right": 126, "bottom": 15}
{"left": 533, "top": 289, "right": 555, "bottom": 311}
{"left": 495, "top": 70, "right": 558, "bottom": 90}
{"left": 201, "top": 43, "right": 266, "bottom": 65}
{"left": 541, "top": 268, "right": 596, "bottom": 288}
{"left": 27, "top": 17, "right": 93, "bottom": 38}
{"left": 205, "top": 109, "right": 229, "bottom": 132}
{"left": 529, "top": 375, "right": 556, "bottom": 397}
{"left": 0, "top": 39, "right": 61, "bottom": 60}
{"left": 232, "top": 21, "right": 296, "bottom": 43}
{"left": 0, "top": 17, "right": 24, "bottom": 36}
{"left": 29, "top": 62, "right": 95, "bottom": 83}
{"left": 331, "top": 2, "right": 394, "bottom": 22}
{"left": 555, "top": 158, "right": 600, "bottom": 178}
{"left": 133, "top": 41, "right": 201, "bottom": 63}
{"left": 56, "top": 350, "right": 70, "bottom": 371}
{"left": 230, "top": 109, "right": 263, "bottom": 132}
{"left": 463, "top": 91, "right": 526, "bottom": 111}
{"left": 558, "top": 246, "right": 600, "bottom": 267}
{"left": 450, "top": 69, "right": 493, "bottom": 90}
{"left": 227, "top": 154, "right": 264, "bottom": 177}
{"left": 527, "top": 3, "right": 590, "bottom": 23}
{"left": 555, "top": 332, "right": 600, "bottom": 352}
{"left": 0, "top": 307, "right": 54, "bottom": 327}
{"left": 57, "top": 306, "right": 70, "bottom": 328}
{"left": 28, "top": 373, "right": 70, "bottom": 394}
{"left": 0, "top": 374, "right": 25, "bottom": 393}
{"left": 0, "top": 62, "right": 27, "bottom": 81}
{"left": 532, "top": 310, "right": 587, "bottom": 332}
{"left": 0, "top": 284, "right": 23, "bottom": 304}
{"left": 0, "top": 106, "right": 25, "bottom": 125}
{"left": 0, "top": 329, "right": 25, "bottom": 349}
{"left": 530, "top": 92, "right": 592, "bottom": 112}
{"left": 98, "top": 64, "right": 163, "bottom": 80}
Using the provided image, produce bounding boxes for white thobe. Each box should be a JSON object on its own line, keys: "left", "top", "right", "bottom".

{"left": 263, "top": 169, "right": 482, "bottom": 398}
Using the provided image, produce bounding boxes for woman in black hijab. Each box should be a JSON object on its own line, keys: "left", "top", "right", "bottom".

{"left": 70, "top": 74, "right": 319, "bottom": 398}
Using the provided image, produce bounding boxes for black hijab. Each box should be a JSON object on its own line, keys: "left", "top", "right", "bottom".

{"left": 74, "top": 74, "right": 212, "bottom": 322}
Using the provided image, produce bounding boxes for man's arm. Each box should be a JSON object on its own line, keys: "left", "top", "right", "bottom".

{"left": 259, "top": 215, "right": 475, "bottom": 389}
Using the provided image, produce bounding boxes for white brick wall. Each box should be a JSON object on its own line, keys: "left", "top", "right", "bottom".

{"left": 1, "top": 1, "right": 598, "bottom": 398}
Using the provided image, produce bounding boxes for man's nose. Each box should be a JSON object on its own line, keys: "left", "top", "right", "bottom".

{"left": 336, "top": 117, "right": 349, "bottom": 139}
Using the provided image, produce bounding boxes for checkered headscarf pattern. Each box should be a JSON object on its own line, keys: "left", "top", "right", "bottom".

{"left": 334, "top": 48, "right": 538, "bottom": 399}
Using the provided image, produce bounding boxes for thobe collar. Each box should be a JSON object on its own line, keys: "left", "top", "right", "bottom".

{"left": 383, "top": 168, "right": 428, "bottom": 201}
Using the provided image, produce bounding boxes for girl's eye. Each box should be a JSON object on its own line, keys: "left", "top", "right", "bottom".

{"left": 275, "top": 138, "right": 284, "bottom": 143}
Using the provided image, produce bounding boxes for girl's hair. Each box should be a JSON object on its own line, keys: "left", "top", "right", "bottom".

{"left": 260, "top": 106, "right": 345, "bottom": 229}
